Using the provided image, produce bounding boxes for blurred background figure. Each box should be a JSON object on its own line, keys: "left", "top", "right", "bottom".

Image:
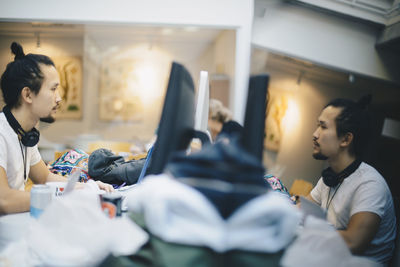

{"left": 208, "top": 99, "right": 232, "bottom": 141}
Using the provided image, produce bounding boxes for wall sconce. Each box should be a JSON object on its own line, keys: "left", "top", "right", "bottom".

{"left": 297, "top": 70, "right": 305, "bottom": 86}
{"left": 349, "top": 73, "right": 355, "bottom": 83}
{"left": 35, "top": 32, "right": 41, "bottom": 48}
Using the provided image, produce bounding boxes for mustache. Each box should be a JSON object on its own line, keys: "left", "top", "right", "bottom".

{"left": 313, "top": 138, "right": 319, "bottom": 147}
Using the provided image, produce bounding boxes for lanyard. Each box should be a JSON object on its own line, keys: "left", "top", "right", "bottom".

{"left": 19, "top": 141, "right": 27, "bottom": 182}
{"left": 325, "top": 182, "right": 343, "bottom": 211}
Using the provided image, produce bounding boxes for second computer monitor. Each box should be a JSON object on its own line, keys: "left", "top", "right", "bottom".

{"left": 145, "top": 62, "right": 196, "bottom": 175}
{"left": 242, "top": 74, "right": 270, "bottom": 161}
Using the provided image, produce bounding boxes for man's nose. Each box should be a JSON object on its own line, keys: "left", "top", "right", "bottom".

{"left": 312, "top": 128, "right": 319, "bottom": 140}
{"left": 55, "top": 91, "right": 62, "bottom": 103}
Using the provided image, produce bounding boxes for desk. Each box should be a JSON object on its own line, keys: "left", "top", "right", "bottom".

{"left": 0, "top": 212, "right": 32, "bottom": 252}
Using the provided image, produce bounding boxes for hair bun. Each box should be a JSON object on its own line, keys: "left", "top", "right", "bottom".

{"left": 11, "top": 42, "right": 25, "bottom": 60}
{"left": 357, "top": 94, "right": 372, "bottom": 110}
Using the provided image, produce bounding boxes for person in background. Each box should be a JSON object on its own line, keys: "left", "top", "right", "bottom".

{"left": 306, "top": 95, "right": 396, "bottom": 264}
{"left": 208, "top": 99, "right": 243, "bottom": 141}
{"left": 0, "top": 42, "right": 113, "bottom": 215}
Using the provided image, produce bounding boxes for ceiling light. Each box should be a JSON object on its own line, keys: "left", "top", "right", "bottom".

{"left": 184, "top": 26, "right": 199, "bottom": 32}
{"left": 161, "top": 28, "right": 174, "bottom": 35}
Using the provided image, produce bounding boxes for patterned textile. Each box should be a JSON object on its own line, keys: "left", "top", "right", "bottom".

{"left": 264, "top": 174, "right": 294, "bottom": 203}
{"left": 49, "top": 149, "right": 90, "bottom": 182}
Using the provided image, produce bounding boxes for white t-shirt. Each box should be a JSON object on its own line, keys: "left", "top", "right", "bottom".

{"left": 0, "top": 112, "right": 41, "bottom": 191}
{"left": 311, "top": 162, "right": 396, "bottom": 264}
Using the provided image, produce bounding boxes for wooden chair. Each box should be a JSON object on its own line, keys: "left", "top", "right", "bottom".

{"left": 88, "top": 141, "right": 148, "bottom": 160}
{"left": 88, "top": 141, "right": 132, "bottom": 154}
{"left": 289, "top": 179, "right": 313, "bottom": 196}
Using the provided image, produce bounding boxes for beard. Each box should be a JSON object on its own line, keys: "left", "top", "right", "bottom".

{"left": 313, "top": 152, "right": 328, "bottom": 160}
{"left": 40, "top": 115, "right": 56, "bottom": 123}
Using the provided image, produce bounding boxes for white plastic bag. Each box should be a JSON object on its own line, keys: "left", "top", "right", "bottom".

{"left": 0, "top": 190, "right": 148, "bottom": 267}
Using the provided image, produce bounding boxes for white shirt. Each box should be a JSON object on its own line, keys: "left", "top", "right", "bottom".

{"left": 311, "top": 162, "right": 396, "bottom": 263}
{"left": 0, "top": 112, "right": 41, "bottom": 191}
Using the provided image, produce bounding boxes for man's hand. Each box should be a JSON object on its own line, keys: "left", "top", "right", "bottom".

{"left": 95, "top": 180, "right": 114, "bottom": 193}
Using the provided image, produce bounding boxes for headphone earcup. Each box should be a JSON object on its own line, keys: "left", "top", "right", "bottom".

{"left": 20, "top": 127, "right": 40, "bottom": 147}
{"left": 3, "top": 105, "right": 40, "bottom": 147}
{"left": 322, "top": 168, "right": 340, "bottom": 187}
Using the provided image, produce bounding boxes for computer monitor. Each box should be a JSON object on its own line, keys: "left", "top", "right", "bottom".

{"left": 241, "top": 74, "right": 269, "bottom": 161}
{"left": 194, "top": 71, "right": 212, "bottom": 142}
{"left": 144, "top": 62, "right": 196, "bottom": 176}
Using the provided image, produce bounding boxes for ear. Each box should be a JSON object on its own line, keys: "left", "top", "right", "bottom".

{"left": 20, "top": 87, "right": 33, "bottom": 104}
{"left": 340, "top": 132, "right": 354, "bottom": 148}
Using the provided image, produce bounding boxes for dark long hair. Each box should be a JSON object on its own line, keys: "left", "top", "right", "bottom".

{"left": 326, "top": 95, "right": 372, "bottom": 159}
{"left": 1, "top": 42, "right": 55, "bottom": 108}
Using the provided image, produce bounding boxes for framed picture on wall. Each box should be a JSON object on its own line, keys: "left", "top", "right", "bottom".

{"left": 265, "top": 90, "right": 289, "bottom": 151}
{"left": 98, "top": 59, "right": 145, "bottom": 121}
{"left": 53, "top": 56, "right": 83, "bottom": 119}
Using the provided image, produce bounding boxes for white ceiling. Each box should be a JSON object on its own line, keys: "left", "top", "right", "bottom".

{"left": 0, "top": 22, "right": 223, "bottom": 61}
{"left": 292, "top": 0, "right": 400, "bottom": 25}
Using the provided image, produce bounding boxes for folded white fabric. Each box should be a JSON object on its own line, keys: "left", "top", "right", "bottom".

{"left": 0, "top": 190, "right": 148, "bottom": 267}
{"left": 126, "top": 174, "right": 301, "bottom": 253}
{"left": 280, "top": 216, "right": 382, "bottom": 267}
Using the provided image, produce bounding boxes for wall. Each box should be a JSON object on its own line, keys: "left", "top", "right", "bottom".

{"left": 0, "top": 29, "right": 238, "bottom": 150}
{"left": 195, "top": 31, "right": 236, "bottom": 112}
{"left": 252, "top": 0, "right": 400, "bottom": 83}
{"left": 0, "top": 0, "right": 254, "bottom": 123}
{"left": 0, "top": 36, "right": 83, "bottom": 82}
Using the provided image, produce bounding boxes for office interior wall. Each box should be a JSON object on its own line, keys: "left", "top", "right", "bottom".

{"left": 0, "top": 0, "right": 253, "bottom": 124}
{"left": 0, "top": 28, "right": 237, "bottom": 149}
{"left": 194, "top": 31, "right": 236, "bottom": 112}
{"left": 252, "top": 0, "right": 400, "bottom": 83}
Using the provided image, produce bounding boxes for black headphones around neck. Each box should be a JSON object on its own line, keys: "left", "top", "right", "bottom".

{"left": 322, "top": 159, "right": 362, "bottom": 187}
{"left": 2, "top": 105, "right": 40, "bottom": 147}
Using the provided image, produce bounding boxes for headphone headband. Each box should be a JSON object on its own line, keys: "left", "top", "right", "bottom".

{"left": 322, "top": 159, "right": 361, "bottom": 187}
{"left": 2, "top": 105, "right": 40, "bottom": 147}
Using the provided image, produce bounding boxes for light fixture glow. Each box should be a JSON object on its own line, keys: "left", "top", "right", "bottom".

{"left": 184, "top": 26, "right": 199, "bottom": 32}
{"left": 282, "top": 98, "right": 300, "bottom": 133}
{"left": 161, "top": 28, "right": 174, "bottom": 35}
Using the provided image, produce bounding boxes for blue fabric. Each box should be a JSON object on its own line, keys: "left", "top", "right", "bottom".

{"left": 166, "top": 138, "right": 270, "bottom": 219}
{"left": 137, "top": 146, "right": 154, "bottom": 184}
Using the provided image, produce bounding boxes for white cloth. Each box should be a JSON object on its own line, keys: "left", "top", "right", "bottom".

{"left": 281, "top": 216, "right": 382, "bottom": 267}
{"left": 0, "top": 190, "right": 148, "bottom": 267}
{"left": 0, "top": 113, "right": 41, "bottom": 190}
{"left": 311, "top": 162, "right": 396, "bottom": 263}
{"left": 0, "top": 212, "right": 32, "bottom": 252}
{"left": 126, "top": 174, "right": 301, "bottom": 253}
